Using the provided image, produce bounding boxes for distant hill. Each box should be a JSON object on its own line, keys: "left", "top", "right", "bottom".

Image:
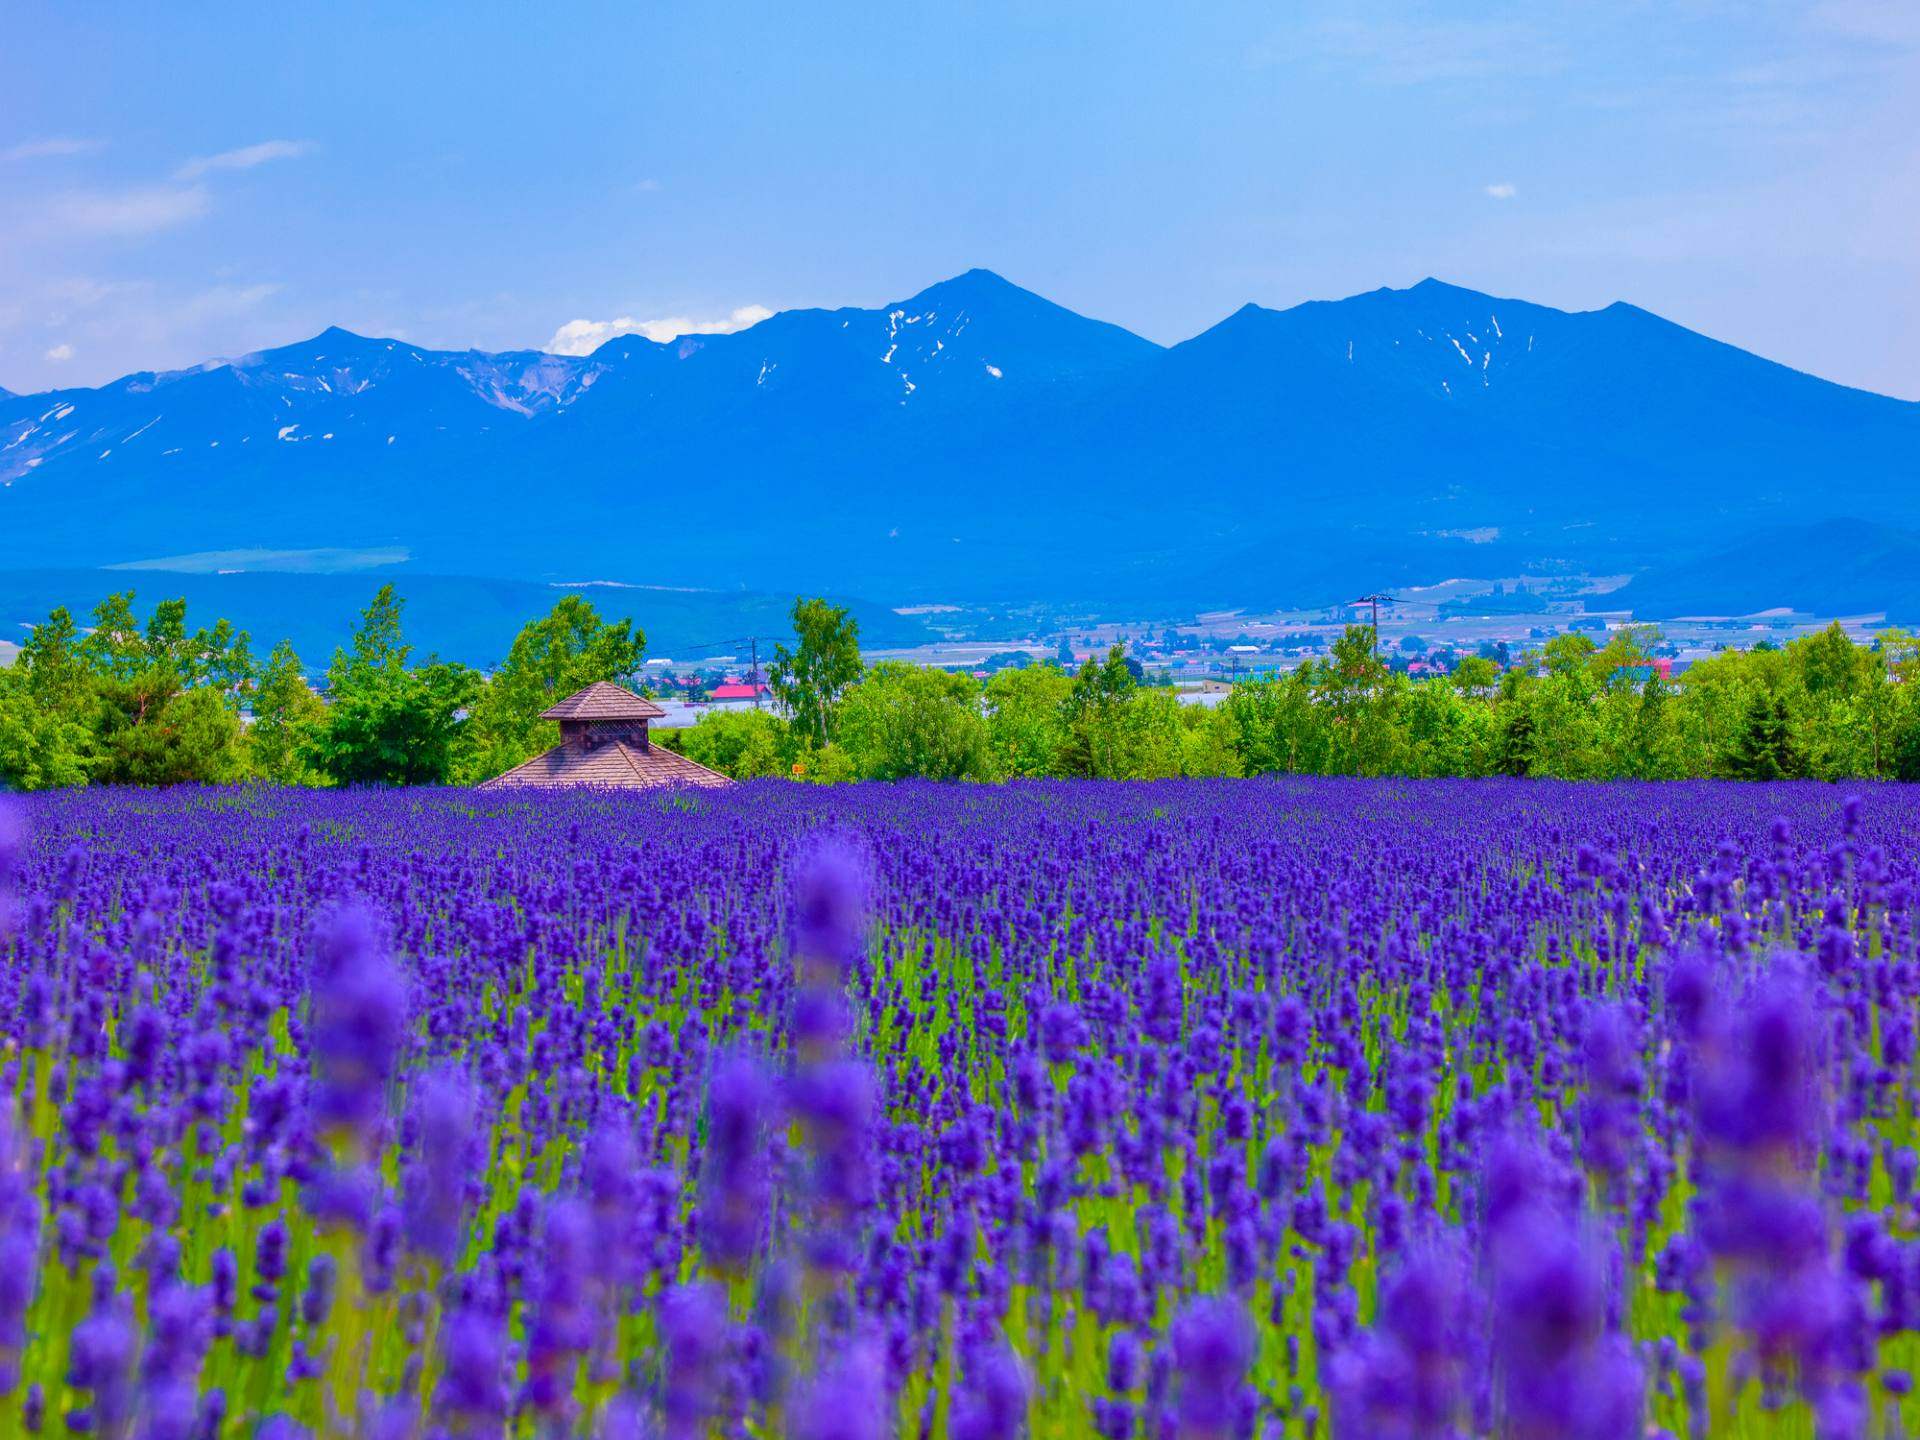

{"left": 1612, "top": 520, "right": 1920, "bottom": 623}
{"left": 4, "top": 270, "right": 1916, "bottom": 624}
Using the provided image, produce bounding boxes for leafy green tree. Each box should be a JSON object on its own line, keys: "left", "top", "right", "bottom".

{"left": 984, "top": 664, "right": 1074, "bottom": 778}
{"left": 307, "top": 663, "right": 477, "bottom": 786}
{"left": 1894, "top": 705, "right": 1920, "bottom": 783}
{"left": 836, "top": 663, "right": 992, "bottom": 781}
{"left": 1589, "top": 625, "right": 1662, "bottom": 688}
{"left": 1727, "top": 691, "right": 1804, "bottom": 781}
{"left": 1541, "top": 632, "right": 1598, "bottom": 680}
{"left": 1312, "top": 626, "right": 1407, "bottom": 775}
{"left": 93, "top": 685, "right": 250, "bottom": 786}
{"left": 457, "top": 596, "right": 645, "bottom": 782}
{"left": 1401, "top": 679, "right": 1495, "bottom": 777}
{"left": 52, "top": 592, "right": 258, "bottom": 787}
{"left": 1108, "top": 689, "right": 1189, "bottom": 779}
{"left": 1451, "top": 655, "right": 1499, "bottom": 691}
{"left": 769, "top": 597, "right": 863, "bottom": 748}
{"left": 0, "top": 665, "right": 93, "bottom": 790}
{"left": 1491, "top": 666, "right": 1539, "bottom": 777}
{"left": 1176, "top": 702, "right": 1241, "bottom": 778}
{"left": 1060, "top": 644, "right": 1139, "bottom": 777}
{"left": 1224, "top": 668, "right": 1330, "bottom": 776}
{"left": 21, "top": 607, "right": 98, "bottom": 718}
{"left": 659, "top": 709, "right": 791, "bottom": 779}
{"left": 249, "top": 639, "right": 328, "bottom": 785}
{"left": 309, "top": 586, "right": 478, "bottom": 785}
{"left": 1792, "top": 621, "right": 1868, "bottom": 699}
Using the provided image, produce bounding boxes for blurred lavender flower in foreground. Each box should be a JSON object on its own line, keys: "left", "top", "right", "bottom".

{"left": 307, "top": 903, "right": 406, "bottom": 1145}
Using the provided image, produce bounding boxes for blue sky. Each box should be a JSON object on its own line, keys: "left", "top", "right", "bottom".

{"left": 3, "top": 1, "right": 1917, "bottom": 396}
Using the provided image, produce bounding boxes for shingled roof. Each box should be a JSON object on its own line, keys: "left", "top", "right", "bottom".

{"left": 479, "top": 679, "right": 729, "bottom": 791}
{"left": 479, "top": 737, "right": 730, "bottom": 790}
{"left": 538, "top": 680, "right": 666, "bottom": 722}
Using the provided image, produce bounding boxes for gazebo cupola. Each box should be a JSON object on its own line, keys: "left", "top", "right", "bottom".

{"left": 540, "top": 680, "right": 668, "bottom": 751}
{"left": 478, "top": 679, "right": 730, "bottom": 790}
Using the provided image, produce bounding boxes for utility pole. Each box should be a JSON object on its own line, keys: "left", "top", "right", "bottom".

{"left": 1352, "top": 594, "right": 1398, "bottom": 659}
{"left": 749, "top": 638, "right": 761, "bottom": 710}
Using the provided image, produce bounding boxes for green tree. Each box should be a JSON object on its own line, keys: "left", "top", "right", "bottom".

{"left": 1727, "top": 691, "right": 1803, "bottom": 781}
{"left": 1451, "top": 655, "right": 1499, "bottom": 691}
{"left": 457, "top": 595, "right": 645, "bottom": 782}
{"left": 1792, "top": 621, "right": 1867, "bottom": 699}
{"left": 1401, "top": 679, "right": 1495, "bottom": 777}
{"left": 249, "top": 639, "right": 328, "bottom": 785}
{"left": 1060, "top": 645, "right": 1139, "bottom": 778}
{"left": 1224, "top": 668, "right": 1330, "bottom": 776}
{"left": 1176, "top": 702, "right": 1242, "bottom": 777}
{"left": 1541, "top": 632, "right": 1598, "bottom": 680}
{"left": 1588, "top": 625, "right": 1662, "bottom": 688}
{"left": 1893, "top": 703, "right": 1920, "bottom": 783}
{"left": 836, "top": 663, "right": 992, "bottom": 780}
{"left": 65, "top": 592, "right": 257, "bottom": 787}
{"left": 984, "top": 664, "right": 1074, "bottom": 778}
{"left": 0, "top": 664, "right": 93, "bottom": 789}
{"left": 309, "top": 586, "right": 479, "bottom": 785}
{"left": 769, "top": 597, "right": 863, "bottom": 748}
{"left": 94, "top": 685, "right": 250, "bottom": 786}
{"left": 659, "top": 709, "right": 790, "bottom": 779}
{"left": 1313, "top": 626, "right": 1407, "bottom": 775}
{"left": 1107, "top": 689, "right": 1189, "bottom": 779}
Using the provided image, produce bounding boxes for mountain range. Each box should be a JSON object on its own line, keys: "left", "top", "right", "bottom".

{"left": 4, "top": 269, "right": 1917, "bottom": 653}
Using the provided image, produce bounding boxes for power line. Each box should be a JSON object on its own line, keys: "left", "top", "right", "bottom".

{"left": 1351, "top": 594, "right": 1399, "bottom": 658}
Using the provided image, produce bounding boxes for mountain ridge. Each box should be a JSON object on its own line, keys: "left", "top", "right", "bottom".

{"left": 3, "top": 270, "right": 1916, "bottom": 616}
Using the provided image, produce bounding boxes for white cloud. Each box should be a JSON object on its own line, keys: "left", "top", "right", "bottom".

{"left": 4, "top": 137, "right": 105, "bottom": 162}
{"left": 545, "top": 304, "right": 774, "bottom": 355}
{"left": 175, "top": 139, "right": 315, "bottom": 180}
{"left": 1484, "top": 182, "right": 1518, "bottom": 200}
{"left": 38, "top": 184, "right": 209, "bottom": 238}
{"left": 0, "top": 277, "right": 287, "bottom": 389}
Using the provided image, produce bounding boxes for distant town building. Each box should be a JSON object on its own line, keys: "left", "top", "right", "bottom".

{"left": 479, "top": 681, "right": 730, "bottom": 790}
{"left": 1611, "top": 658, "right": 1674, "bottom": 685}
{"left": 709, "top": 682, "right": 771, "bottom": 702}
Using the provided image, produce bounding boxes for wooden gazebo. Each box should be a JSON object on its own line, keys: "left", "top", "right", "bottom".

{"left": 479, "top": 681, "right": 731, "bottom": 790}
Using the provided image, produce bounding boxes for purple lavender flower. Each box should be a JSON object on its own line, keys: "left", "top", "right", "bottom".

{"left": 697, "top": 1052, "right": 772, "bottom": 1273}
{"left": 400, "top": 1064, "right": 476, "bottom": 1265}
{"left": 307, "top": 903, "right": 406, "bottom": 1143}
{"left": 789, "top": 834, "right": 870, "bottom": 979}
{"left": 791, "top": 1340, "right": 889, "bottom": 1440}
{"left": 1169, "top": 1295, "right": 1255, "bottom": 1439}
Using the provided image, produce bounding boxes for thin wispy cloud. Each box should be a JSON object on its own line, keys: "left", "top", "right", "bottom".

{"left": 545, "top": 304, "right": 774, "bottom": 355}
{"left": 44, "top": 343, "right": 74, "bottom": 362}
{"left": 38, "top": 184, "right": 210, "bottom": 239}
{"left": 175, "top": 139, "right": 315, "bottom": 180}
{"left": 4, "top": 137, "right": 105, "bottom": 162}
{"left": 1484, "top": 182, "right": 1517, "bottom": 200}
{"left": 1808, "top": 0, "right": 1920, "bottom": 47}
{"left": 1253, "top": 14, "right": 1568, "bottom": 85}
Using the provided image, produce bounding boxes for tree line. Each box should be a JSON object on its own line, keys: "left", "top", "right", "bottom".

{"left": 5, "top": 585, "right": 1920, "bottom": 789}
{"left": 676, "top": 614, "right": 1920, "bottom": 784}
{"left": 0, "top": 586, "right": 643, "bottom": 789}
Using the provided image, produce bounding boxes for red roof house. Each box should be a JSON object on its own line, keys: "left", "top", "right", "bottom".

{"left": 709, "top": 682, "right": 770, "bottom": 702}
{"left": 480, "top": 681, "right": 730, "bottom": 790}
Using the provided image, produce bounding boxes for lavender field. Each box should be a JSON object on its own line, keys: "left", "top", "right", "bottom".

{"left": 0, "top": 779, "right": 1912, "bottom": 1439}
